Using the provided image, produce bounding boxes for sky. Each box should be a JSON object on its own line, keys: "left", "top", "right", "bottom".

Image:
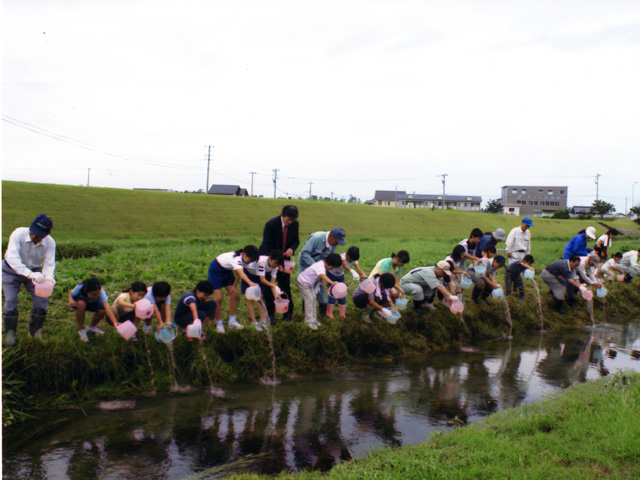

{"left": 3, "top": 0, "right": 640, "bottom": 211}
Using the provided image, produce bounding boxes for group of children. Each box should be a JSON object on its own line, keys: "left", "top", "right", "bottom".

{"left": 68, "top": 224, "right": 640, "bottom": 342}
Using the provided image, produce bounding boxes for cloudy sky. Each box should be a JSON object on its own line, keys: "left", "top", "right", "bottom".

{"left": 3, "top": 0, "right": 640, "bottom": 210}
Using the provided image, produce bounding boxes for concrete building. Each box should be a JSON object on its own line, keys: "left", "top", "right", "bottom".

{"left": 501, "top": 185, "right": 568, "bottom": 216}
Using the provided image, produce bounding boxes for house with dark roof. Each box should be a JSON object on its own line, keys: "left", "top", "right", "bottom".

{"left": 207, "top": 185, "right": 249, "bottom": 196}
{"left": 398, "top": 193, "right": 482, "bottom": 211}
{"left": 372, "top": 190, "right": 406, "bottom": 206}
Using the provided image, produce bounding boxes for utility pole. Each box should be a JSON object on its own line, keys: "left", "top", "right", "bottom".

{"left": 205, "top": 145, "right": 213, "bottom": 193}
{"left": 87, "top": 168, "right": 90, "bottom": 187}
{"left": 440, "top": 174, "right": 448, "bottom": 209}
{"left": 331, "top": 191, "right": 334, "bottom": 201}
{"left": 633, "top": 181, "right": 638, "bottom": 210}
{"left": 595, "top": 173, "right": 601, "bottom": 201}
{"left": 249, "top": 171, "right": 256, "bottom": 197}
{"left": 308, "top": 182, "right": 313, "bottom": 199}
{"left": 272, "top": 169, "right": 279, "bottom": 199}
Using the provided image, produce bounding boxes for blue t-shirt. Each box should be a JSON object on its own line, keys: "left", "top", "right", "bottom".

{"left": 71, "top": 284, "right": 108, "bottom": 305}
{"left": 144, "top": 287, "right": 171, "bottom": 305}
{"left": 174, "top": 290, "right": 198, "bottom": 317}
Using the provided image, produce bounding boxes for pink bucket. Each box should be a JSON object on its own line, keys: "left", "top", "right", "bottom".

{"left": 582, "top": 289, "right": 593, "bottom": 301}
{"left": 135, "top": 299, "right": 154, "bottom": 319}
{"left": 117, "top": 320, "right": 137, "bottom": 341}
{"left": 328, "top": 282, "right": 348, "bottom": 299}
{"left": 280, "top": 260, "right": 295, "bottom": 274}
{"left": 33, "top": 277, "right": 56, "bottom": 298}
{"left": 275, "top": 299, "right": 289, "bottom": 313}
{"left": 617, "top": 274, "right": 625, "bottom": 282}
{"left": 359, "top": 278, "right": 376, "bottom": 294}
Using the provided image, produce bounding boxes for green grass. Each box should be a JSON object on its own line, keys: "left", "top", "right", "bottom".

{"left": 231, "top": 371, "right": 640, "bottom": 480}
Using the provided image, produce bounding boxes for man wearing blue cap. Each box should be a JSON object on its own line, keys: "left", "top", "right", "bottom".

{"left": 505, "top": 217, "right": 533, "bottom": 265}
{"left": 298, "top": 227, "right": 346, "bottom": 316}
{"left": 2, "top": 214, "right": 56, "bottom": 346}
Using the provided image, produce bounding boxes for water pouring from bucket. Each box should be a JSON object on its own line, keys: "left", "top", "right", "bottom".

{"left": 33, "top": 276, "right": 56, "bottom": 298}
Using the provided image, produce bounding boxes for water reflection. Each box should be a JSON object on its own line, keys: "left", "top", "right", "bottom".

{"left": 4, "top": 321, "right": 640, "bottom": 479}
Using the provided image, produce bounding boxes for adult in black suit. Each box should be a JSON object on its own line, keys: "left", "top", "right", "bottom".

{"left": 259, "top": 205, "right": 300, "bottom": 322}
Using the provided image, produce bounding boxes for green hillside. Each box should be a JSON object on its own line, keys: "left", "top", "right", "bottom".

{"left": 3, "top": 181, "right": 638, "bottom": 242}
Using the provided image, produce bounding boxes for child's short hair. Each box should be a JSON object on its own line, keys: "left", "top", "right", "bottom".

{"left": 470, "top": 228, "right": 483, "bottom": 239}
{"left": 346, "top": 246, "right": 360, "bottom": 261}
{"left": 152, "top": 281, "right": 171, "bottom": 298}
{"left": 523, "top": 254, "right": 534, "bottom": 264}
{"left": 82, "top": 278, "right": 101, "bottom": 295}
{"left": 485, "top": 245, "right": 497, "bottom": 255}
{"left": 269, "top": 249, "right": 284, "bottom": 265}
{"left": 281, "top": 205, "right": 299, "bottom": 219}
{"left": 378, "top": 273, "right": 395, "bottom": 289}
{"left": 569, "top": 255, "right": 580, "bottom": 263}
{"left": 325, "top": 253, "right": 342, "bottom": 268}
{"left": 613, "top": 252, "right": 622, "bottom": 259}
{"left": 195, "top": 280, "right": 214, "bottom": 295}
{"left": 392, "top": 250, "right": 410, "bottom": 263}
{"left": 128, "top": 281, "right": 147, "bottom": 293}
{"left": 235, "top": 245, "right": 259, "bottom": 262}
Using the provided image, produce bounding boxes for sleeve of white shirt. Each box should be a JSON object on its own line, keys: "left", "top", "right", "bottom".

{"left": 4, "top": 229, "right": 32, "bottom": 277}
{"left": 505, "top": 229, "right": 514, "bottom": 254}
{"left": 525, "top": 231, "right": 531, "bottom": 254}
{"left": 42, "top": 237, "right": 56, "bottom": 279}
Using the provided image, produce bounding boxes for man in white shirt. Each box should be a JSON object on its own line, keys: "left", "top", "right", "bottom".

{"left": 620, "top": 249, "right": 640, "bottom": 282}
{"left": 505, "top": 217, "right": 533, "bottom": 265}
{"left": 2, "top": 214, "right": 55, "bottom": 346}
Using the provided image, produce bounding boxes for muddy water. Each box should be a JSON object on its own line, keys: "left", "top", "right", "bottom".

{"left": 4, "top": 321, "right": 640, "bottom": 479}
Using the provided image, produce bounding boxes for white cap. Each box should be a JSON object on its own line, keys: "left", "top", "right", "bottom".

{"left": 437, "top": 260, "right": 451, "bottom": 271}
{"left": 586, "top": 226, "right": 596, "bottom": 239}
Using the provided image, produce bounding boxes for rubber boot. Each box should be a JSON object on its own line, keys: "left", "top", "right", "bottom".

{"left": 318, "top": 303, "right": 327, "bottom": 318}
{"left": 554, "top": 298, "right": 567, "bottom": 314}
{"left": 29, "top": 310, "right": 47, "bottom": 340}
{"left": 326, "top": 303, "right": 335, "bottom": 318}
{"left": 413, "top": 299, "right": 424, "bottom": 313}
{"left": 4, "top": 314, "right": 18, "bottom": 347}
{"left": 338, "top": 304, "right": 347, "bottom": 318}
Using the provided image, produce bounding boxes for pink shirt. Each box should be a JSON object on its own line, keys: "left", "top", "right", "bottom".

{"left": 297, "top": 260, "right": 326, "bottom": 288}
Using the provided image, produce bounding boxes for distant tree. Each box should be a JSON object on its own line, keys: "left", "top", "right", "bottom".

{"left": 483, "top": 199, "right": 503, "bottom": 214}
{"left": 348, "top": 195, "right": 361, "bottom": 203}
{"left": 590, "top": 200, "right": 616, "bottom": 219}
{"left": 631, "top": 206, "right": 640, "bottom": 224}
{"left": 551, "top": 208, "right": 570, "bottom": 219}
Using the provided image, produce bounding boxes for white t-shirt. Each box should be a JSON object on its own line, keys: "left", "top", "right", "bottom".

{"left": 245, "top": 255, "right": 278, "bottom": 279}
{"left": 297, "top": 260, "right": 326, "bottom": 288}
{"left": 216, "top": 251, "right": 246, "bottom": 271}
{"left": 597, "top": 234, "right": 612, "bottom": 248}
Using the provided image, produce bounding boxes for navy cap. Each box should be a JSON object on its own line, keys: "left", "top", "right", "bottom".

{"left": 522, "top": 217, "right": 534, "bottom": 227}
{"left": 30, "top": 214, "right": 53, "bottom": 237}
{"left": 330, "top": 227, "right": 346, "bottom": 245}
{"left": 494, "top": 255, "right": 506, "bottom": 266}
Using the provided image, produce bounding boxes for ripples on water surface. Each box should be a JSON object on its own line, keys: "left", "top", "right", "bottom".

{"left": 4, "top": 321, "right": 640, "bottom": 479}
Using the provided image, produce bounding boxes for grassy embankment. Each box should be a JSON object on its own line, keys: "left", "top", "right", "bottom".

{"left": 231, "top": 372, "right": 640, "bottom": 480}
{"left": 2, "top": 181, "right": 640, "bottom": 424}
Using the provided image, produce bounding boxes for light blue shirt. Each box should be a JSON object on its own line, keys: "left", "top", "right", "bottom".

{"left": 298, "top": 231, "right": 335, "bottom": 272}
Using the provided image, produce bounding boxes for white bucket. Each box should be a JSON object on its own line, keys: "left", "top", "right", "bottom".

{"left": 245, "top": 285, "right": 262, "bottom": 300}
{"left": 186, "top": 319, "right": 202, "bottom": 338}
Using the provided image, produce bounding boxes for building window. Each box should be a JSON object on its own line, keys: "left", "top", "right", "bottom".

{"left": 508, "top": 207, "right": 515, "bottom": 212}
{"left": 521, "top": 189, "right": 527, "bottom": 194}
{"left": 534, "top": 201, "right": 538, "bottom": 205}
{"left": 512, "top": 188, "right": 517, "bottom": 194}
{"left": 538, "top": 189, "right": 544, "bottom": 193}
{"left": 548, "top": 190, "right": 553, "bottom": 195}
{"left": 465, "top": 202, "right": 469, "bottom": 207}
{"left": 560, "top": 189, "right": 565, "bottom": 195}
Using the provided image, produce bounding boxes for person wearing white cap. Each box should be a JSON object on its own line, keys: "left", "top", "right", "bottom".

{"left": 399, "top": 261, "right": 458, "bottom": 313}
{"left": 505, "top": 218, "right": 533, "bottom": 265}
{"left": 563, "top": 227, "right": 596, "bottom": 260}
{"left": 2, "top": 214, "right": 55, "bottom": 346}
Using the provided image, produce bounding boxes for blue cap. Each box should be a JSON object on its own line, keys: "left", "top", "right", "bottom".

{"left": 330, "top": 227, "right": 346, "bottom": 245}
{"left": 522, "top": 217, "right": 534, "bottom": 227}
{"left": 30, "top": 214, "right": 53, "bottom": 237}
